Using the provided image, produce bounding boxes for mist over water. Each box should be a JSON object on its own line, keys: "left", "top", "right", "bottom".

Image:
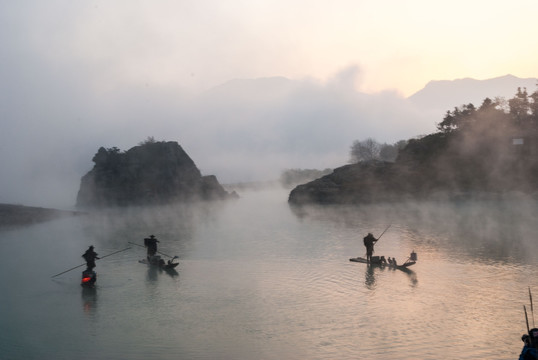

{"left": 1, "top": 188, "right": 537, "bottom": 359}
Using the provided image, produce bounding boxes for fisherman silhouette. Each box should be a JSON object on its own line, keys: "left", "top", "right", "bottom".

{"left": 82, "top": 246, "right": 99, "bottom": 271}
{"left": 144, "top": 235, "right": 159, "bottom": 260}
{"left": 363, "top": 233, "right": 378, "bottom": 264}
{"left": 520, "top": 329, "right": 538, "bottom": 360}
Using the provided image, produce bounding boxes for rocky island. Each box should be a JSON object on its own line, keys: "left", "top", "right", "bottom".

{"left": 289, "top": 89, "right": 538, "bottom": 205}
{"left": 76, "top": 140, "right": 237, "bottom": 207}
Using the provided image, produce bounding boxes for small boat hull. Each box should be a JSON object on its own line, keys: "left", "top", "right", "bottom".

{"left": 349, "top": 256, "right": 416, "bottom": 269}
{"left": 139, "top": 256, "right": 179, "bottom": 271}
{"left": 81, "top": 269, "right": 97, "bottom": 287}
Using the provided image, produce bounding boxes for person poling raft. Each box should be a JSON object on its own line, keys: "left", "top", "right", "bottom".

{"left": 128, "top": 236, "right": 179, "bottom": 271}
{"left": 349, "top": 225, "right": 417, "bottom": 268}
{"left": 144, "top": 235, "right": 159, "bottom": 259}
{"left": 362, "top": 225, "right": 391, "bottom": 263}
{"left": 363, "top": 232, "right": 378, "bottom": 264}
{"left": 50, "top": 246, "right": 132, "bottom": 287}
{"left": 81, "top": 246, "right": 99, "bottom": 287}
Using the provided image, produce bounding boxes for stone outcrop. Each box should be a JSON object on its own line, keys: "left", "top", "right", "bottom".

{"left": 288, "top": 160, "right": 410, "bottom": 205}
{"left": 288, "top": 131, "right": 538, "bottom": 205}
{"left": 76, "top": 141, "right": 237, "bottom": 207}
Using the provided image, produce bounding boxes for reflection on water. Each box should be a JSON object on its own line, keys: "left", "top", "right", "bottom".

{"left": 364, "top": 265, "right": 376, "bottom": 289}
{"left": 400, "top": 267, "right": 418, "bottom": 286}
{"left": 81, "top": 286, "right": 98, "bottom": 315}
{"left": 1, "top": 188, "right": 538, "bottom": 359}
{"left": 143, "top": 264, "right": 180, "bottom": 282}
{"left": 293, "top": 194, "right": 538, "bottom": 267}
{"left": 362, "top": 264, "right": 418, "bottom": 290}
{"left": 146, "top": 266, "right": 160, "bottom": 282}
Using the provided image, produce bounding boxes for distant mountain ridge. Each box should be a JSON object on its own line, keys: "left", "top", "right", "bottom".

{"left": 408, "top": 74, "right": 538, "bottom": 114}
{"left": 201, "top": 74, "right": 538, "bottom": 116}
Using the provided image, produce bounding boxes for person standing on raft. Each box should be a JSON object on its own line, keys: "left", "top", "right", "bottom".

{"left": 82, "top": 246, "right": 99, "bottom": 271}
{"left": 144, "top": 235, "right": 159, "bottom": 260}
{"left": 363, "top": 233, "right": 378, "bottom": 264}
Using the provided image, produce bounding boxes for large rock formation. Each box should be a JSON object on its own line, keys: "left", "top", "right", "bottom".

{"left": 289, "top": 131, "right": 538, "bottom": 205}
{"left": 288, "top": 160, "right": 409, "bottom": 205}
{"left": 76, "top": 141, "right": 236, "bottom": 207}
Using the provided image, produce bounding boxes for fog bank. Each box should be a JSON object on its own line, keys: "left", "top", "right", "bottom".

{"left": 1, "top": 64, "right": 436, "bottom": 208}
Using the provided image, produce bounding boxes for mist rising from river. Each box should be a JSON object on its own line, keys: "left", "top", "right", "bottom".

{"left": 1, "top": 187, "right": 536, "bottom": 359}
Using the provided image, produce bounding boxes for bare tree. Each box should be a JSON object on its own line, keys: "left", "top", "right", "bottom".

{"left": 350, "top": 138, "right": 408, "bottom": 163}
{"left": 350, "top": 138, "right": 380, "bottom": 163}
{"left": 379, "top": 140, "right": 408, "bottom": 162}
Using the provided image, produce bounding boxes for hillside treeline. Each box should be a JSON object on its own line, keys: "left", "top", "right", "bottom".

{"left": 398, "top": 87, "right": 538, "bottom": 193}
{"left": 289, "top": 87, "right": 538, "bottom": 204}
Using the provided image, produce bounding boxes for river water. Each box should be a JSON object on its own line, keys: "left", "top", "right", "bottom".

{"left": 1, "top": 187, "right": 537, "bottom": 359}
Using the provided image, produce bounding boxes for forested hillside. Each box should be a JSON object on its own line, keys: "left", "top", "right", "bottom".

{"left": 289, "top": 87, "right": 538, "bottom": 204}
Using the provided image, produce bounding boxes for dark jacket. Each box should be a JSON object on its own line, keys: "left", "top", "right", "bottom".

{"left": 520, "top": 346, "right": 538, "bottom": 360}
{"left": 363, "top": 234, "right": 377, "bottom": 250}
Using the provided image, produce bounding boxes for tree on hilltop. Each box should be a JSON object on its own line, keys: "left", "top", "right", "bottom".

{"left": 436, "top": 86, "right": 538, "bottom": 134}
{"left": 350, "top": 138, "right": 407, "bottom": 163}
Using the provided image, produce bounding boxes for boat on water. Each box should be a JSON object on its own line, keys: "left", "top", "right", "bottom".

{"left": 139, "top": 255, "right": 179, "bottom": 272}
{"left": 349, "top": 251, "right": 417, "bottom": 270}
{"left": 128, "top": 241, "right": 179, "bottom": 274}
{"left": 81, "top": 269, "right": 97, "bottom": 287}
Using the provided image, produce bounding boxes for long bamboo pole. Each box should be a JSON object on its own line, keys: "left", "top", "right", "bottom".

{"left": 51, "top": 246, "right": 131, "bottom": 278}
{"left": 128, "top": 241, "right": 176, "bottom": 259}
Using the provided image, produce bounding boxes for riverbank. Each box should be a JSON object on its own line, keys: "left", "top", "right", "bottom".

{"left": 0, "top": 203, "right": 82, "bottom": 228}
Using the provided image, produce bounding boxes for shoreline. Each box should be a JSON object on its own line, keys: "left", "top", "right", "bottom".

{"left": 0, "top": 203, "right": 83, "bottom": 228}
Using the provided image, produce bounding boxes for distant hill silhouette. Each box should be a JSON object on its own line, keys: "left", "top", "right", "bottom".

{"left": 0, "top": 204, "right": 81, "bottom": 228}
{"left": 408, "top": 74, "right": 538, "bottom": 115}
{"left": 202, "top": 74, "right": 538, "bottom": 121}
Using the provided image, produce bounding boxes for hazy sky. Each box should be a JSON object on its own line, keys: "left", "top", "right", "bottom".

{"left": 1, "top": 0, "right": 537, "bottom": 207}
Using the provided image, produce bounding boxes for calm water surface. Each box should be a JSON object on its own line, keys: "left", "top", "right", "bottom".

{"left": 1, "top": 188, "right": 537, "bottom": 359}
